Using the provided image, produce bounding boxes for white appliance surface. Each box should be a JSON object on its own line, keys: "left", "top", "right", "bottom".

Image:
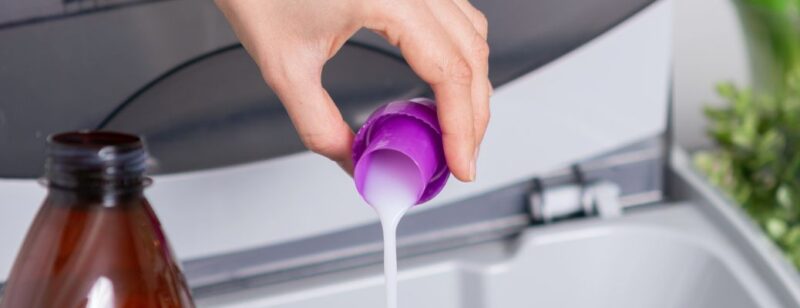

{"left": 196, "top": 203, "right": 783, "bottom": 308}
{"left": 0, "top": 1, "right": 671, "bottom": 280}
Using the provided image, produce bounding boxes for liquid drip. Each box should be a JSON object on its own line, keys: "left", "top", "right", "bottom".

{"left": 362, "top": 151, "right": 424, "bottom": 308}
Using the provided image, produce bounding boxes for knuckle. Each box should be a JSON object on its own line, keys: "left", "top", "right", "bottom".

{"left": 475, "top": 10, "right": 489, "bottom": 33}
{"left": 369, "top": 1, "right": 404, "bottom": 29}
{"left": 261, "top": 66, "right": 286, "bottom": 89}
{"left": 474, "top": 11, "right": 489, "bottom": 35}
{"left": 471, "top": 37, "right": 490, "bottom": 60}
{"left": 365, "top": 4, "right": 408, "bottom": 47}
{"left": 441, "top": 129, "right": 473, "bottom": 144}
{"left": 301, "top": 132, "right": 339, "bottom": 156}
{"left": 265, "top": 57, "right": 322, "bottom": 94}
{"left": 447, "top": 57, "right": 473, "bottom": 85}
{"left": 260, "top": 56, "right": 299, "bottom": 87}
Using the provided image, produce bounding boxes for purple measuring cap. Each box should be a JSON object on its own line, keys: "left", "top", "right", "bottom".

{"left": 353, "top": 98, "right": 450, "bottom": 206}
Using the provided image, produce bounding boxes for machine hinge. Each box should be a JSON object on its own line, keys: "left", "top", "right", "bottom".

{"left": 527, "top": 165, "right": 624, "bottom": 223}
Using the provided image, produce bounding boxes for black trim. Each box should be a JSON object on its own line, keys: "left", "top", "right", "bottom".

{"left": 95, "top": 43, "right": 241, "bottom": 130}
{"left": 95, "top": 40, "right": 410, "bottom": 130}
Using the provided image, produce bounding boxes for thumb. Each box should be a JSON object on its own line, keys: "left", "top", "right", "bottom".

{"left": 266, "top": 63, "right": 355, "bottom": 174}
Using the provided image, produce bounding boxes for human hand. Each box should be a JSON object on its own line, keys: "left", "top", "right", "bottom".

{"left": 215, "top": 0, "right": 490, "bottom": 182}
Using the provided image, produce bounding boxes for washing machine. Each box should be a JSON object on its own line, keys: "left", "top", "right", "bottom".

{"left": 2, "top": 0, "right": 799, "bottom": 307}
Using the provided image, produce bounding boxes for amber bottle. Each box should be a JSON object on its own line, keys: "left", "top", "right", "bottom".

{"left": 0, "top": 131, "right": 194, "bottom": 307}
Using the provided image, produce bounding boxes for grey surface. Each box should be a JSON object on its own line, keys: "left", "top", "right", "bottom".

{"left": 0, "top": 0, "right": 675, "bottom": 282}
{"left": 670, "top": 148, "right": 800, "bottom": 306}
{"left": 0, "top": 0, "right": 160, "bottom": 27}
{"left": 0, "top": 0, "right": 238, "bottom": 177}
{"left": 5, "top": 0, "right": 738, "bottom": 175}
{"left": 0, "top": 0, "right": 655, "bottom": 177}
{"left": 191, "top": 148, "right": 800, "bottom": 307}
{"left": 195, "top": 205, "right": 783, "bottom": 308}
{"left": 182, "top": 137, "right": 665, "bottom": 293}
{"left": 101, "top": 45, "right": 426, "bottom": 174}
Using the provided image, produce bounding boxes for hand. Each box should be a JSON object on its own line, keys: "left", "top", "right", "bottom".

{"left": 215, "top": 0, "right": 490, "bottom": 182}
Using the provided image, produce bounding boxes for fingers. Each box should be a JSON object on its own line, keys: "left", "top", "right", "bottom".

{"left": 436, "top": 64, "right": 478, "bottom": 182}
{"left": 427, "top": 0, "right": 491, "bottom": 148}
{"left": 366, "top": 1, "right": 477, "bottom": 182}
{"left": 451, "top": 0, "right": 489, "bottom": 39}
{"left": 215, "top": 0, "right": 490, "bottom": 180}
{"left": 366, "top": 0, "right": 490, "bottom": 182}
{"left": 450, "top": 0, "right": 492, "bottom": 145}
{"left": 266, "top": 57, "right": 356, "bottom": 174}
{"left": 214, "top": 0, "right": 358, "bottom": 174}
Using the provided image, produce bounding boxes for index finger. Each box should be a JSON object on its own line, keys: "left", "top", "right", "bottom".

{"left": 366, "top": 2, "right": 477, "bottom": 182}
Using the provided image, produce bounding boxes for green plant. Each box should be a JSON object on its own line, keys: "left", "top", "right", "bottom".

{"left": 695, "top": 75, "right": 800, "bottom": 268}
{"left": 736, "top": 0, "right": 800, "bottom": 93}
{"left": 698, "top": 0, "right": 800, "bottom": 269}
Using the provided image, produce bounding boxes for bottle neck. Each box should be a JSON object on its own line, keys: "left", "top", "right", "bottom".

{"left": 46, "top": 185, "right": 147, "bottom": 206}
{"left": 44, "top": 131, "right": 150, "bottom": 206}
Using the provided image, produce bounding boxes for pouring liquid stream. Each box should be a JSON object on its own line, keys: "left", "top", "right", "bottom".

{"left": 362, "top": 151, "right": 424, "bottom": 308}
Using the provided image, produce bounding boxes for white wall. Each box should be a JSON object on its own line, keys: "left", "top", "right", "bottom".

{"left": 672, "top": 0, "right": 750, "bottom": 149}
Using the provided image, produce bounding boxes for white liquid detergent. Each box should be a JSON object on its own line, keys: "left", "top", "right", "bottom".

{"left": 361, "top": 150, "right": 424, "bottom": 308}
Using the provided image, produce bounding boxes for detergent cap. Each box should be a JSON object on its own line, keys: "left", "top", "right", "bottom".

{"left": 352, "top": 98, "right": 450, "bottom": 205}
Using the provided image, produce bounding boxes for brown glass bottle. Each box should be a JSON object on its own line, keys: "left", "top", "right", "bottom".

{"left": 0, "top": 131, "right": 194, "bottom": 308}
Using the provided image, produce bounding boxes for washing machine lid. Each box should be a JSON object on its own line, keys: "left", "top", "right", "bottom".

{"left": 130, "top": 0, "right": 672, "bottom": 262}
{"left": 0, "top": 0, "right": 656, "bottom": 178}
{"left": 0, "top": 0, "right": 670, "bottom": 283}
